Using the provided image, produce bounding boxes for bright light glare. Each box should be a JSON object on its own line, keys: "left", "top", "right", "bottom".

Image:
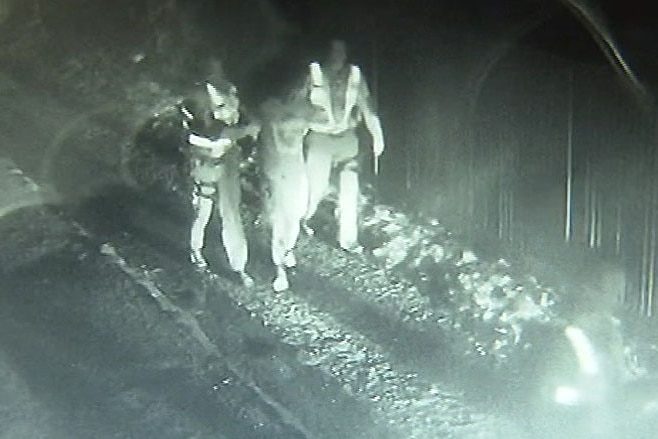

{"left": 564, "top": 325, "right": 600, "bottom": 375}
{"left": 554, "top": 385, "right": 581, "bottom": 405}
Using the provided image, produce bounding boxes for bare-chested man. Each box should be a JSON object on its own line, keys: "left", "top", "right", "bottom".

{"left": 258, "top": 96, "right": 329, "bottom": 291}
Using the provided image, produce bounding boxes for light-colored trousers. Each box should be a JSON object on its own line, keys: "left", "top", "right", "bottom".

{"left": 190, "top": 149, "right": 248, "bottom": 272}
{"left": 261, "top": 124, "right": 308, "bottom": 267}
{"left": 304, "top": 129, "right": 360, "bottom": 249}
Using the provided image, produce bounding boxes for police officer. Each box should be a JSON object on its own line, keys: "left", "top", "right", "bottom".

{"left": 298, "top": 39, "right": 385, "bottom": 253}
{"left": 179, "top": 63, "right": 259, "bottom": 286}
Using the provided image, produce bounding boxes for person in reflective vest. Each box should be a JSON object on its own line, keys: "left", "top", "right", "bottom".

{"left": 179, "top": 67, "right": 259, "bottom": 286}
{"left": 299, "top": 39, "right": 385, "bottom": 253}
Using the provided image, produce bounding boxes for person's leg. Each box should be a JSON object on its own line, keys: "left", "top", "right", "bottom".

{"left": 269, "top": 156, "right": 308, "bottom": 291}
{"left": 332, "top": 131, "right": 361, "bottom": 252}
{"left": 189, "top": 183, "right": 215, "bottom": 268}
{"left": 303, "top": 133, "right": 332, "bottom": 234}
{"left": 337, "top": 159, "right": 361, "bottom": 252}
{"left": 270, "top": 209, "right": 290, "bottom": 267}
{"left": 270, "top": 212, "right": 292, "bottom": 292}
{"left": 216, "top": 156, "right": 253, "bottom": 286}
{"left": 285, "top": 158, "right": 309, "bottom": 266}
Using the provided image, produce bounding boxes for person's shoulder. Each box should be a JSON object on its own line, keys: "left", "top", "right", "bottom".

{"left": 350, "top": 65, "right": 368, "bottom": 87}
{"left": 347, "top": 64, "right": 363, "bottom": 77}
{"left": 179, "top": 94, "right": 202, "bottom": 119}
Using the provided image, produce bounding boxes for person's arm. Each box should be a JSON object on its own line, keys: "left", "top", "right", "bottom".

{"left": 288, "top": 70, "right": 313, "bottom": 103}
{"left": 188, "top": 133, "right": 232, "bottom": 158}
{"left": 221, "top": 122, "right": 261, "bottom": 142}
{"left": 181, "top": 99, "right": 260, "bottom": 159}
{"left": 182, "top": 109, "right": 234, "bottom": 159}
{"left": 178, "top": 100, "right": 227, "bottom": 158}
{"left": 357, "top": 76, "right": 384, "bottom": 157}
{"left": 188, "top": 121, "right": 260, "bottom": 159}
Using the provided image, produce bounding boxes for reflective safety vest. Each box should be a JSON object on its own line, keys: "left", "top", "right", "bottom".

{"left": 308, "top": 62, "right": 362, "bottom": 134}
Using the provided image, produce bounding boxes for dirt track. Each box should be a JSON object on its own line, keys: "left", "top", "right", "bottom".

{"left": 0, "top": 67, "right": 533, "bottom": 438}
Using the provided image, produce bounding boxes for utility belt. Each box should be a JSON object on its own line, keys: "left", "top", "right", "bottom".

{"left": 309, "top": 114, "right": 360, "bottom": 136}
{"left": 308, "top": 126, "right": 358, "bottom": 138}
{"left": 195, "top": 155, "right": 226, "bottom": 167}
{"left": 190, "top": 155, "right": 226, "bottom": 184}
{"left": 193, "top": 180, "right": 217, "bottom": 201}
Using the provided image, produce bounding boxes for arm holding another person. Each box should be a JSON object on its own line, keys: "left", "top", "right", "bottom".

{"left": 187, "top": 121, "right": 260, "bottom": 159}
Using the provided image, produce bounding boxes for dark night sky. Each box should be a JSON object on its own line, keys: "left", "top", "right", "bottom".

{"left": 268, "top": 0, "right": 657, "bottom": 83}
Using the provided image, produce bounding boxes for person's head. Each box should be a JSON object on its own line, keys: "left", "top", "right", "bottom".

{"left": 201, "top": 58, "right": 239, "bottom": 123}
{"left": 206, "top": 58, "right": 225, "bottom": 85}
{"left": 205, "top": 80, "right": 240, "bottom": 124}
{"left": 326, "top": 39, "right": 348, "bottom": 72}
{"left": 187, "top": 78, "right": 240, "bottom": 125}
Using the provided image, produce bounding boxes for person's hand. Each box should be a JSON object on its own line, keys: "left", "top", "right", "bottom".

{"left": 245, "top": 122, "right": 261, "bottom": 140}
{"left": 206, "top": 138, "right": 232, "bottom": 158}
{"left": 373, "top": 137, "right": 384, "bottom": 157}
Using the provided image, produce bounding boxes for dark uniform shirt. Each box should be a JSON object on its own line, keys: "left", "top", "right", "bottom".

{"left": 178, "top": 85, "right": 234, "bottom": 183}
{"left": 179, "top": 92, "right": 227, "bottom": 144}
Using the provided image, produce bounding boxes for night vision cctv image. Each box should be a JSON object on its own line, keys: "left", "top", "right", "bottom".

{"left": 1, "top": 1, "right": 658, "bottom": 438}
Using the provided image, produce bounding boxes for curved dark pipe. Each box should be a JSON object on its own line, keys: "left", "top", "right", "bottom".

{"left": 463, "top": 0, "right": 653, "bottom": 129}
{"left": 558, "top": 0, "right": 653, "bottom": 115}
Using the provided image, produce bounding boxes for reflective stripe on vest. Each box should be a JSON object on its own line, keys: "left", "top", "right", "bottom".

{"left": 310, "top": 62, "right": 324, "bottom": 87}
{"left": 344, "top": 65, "right": 361, "bottom": 120}
{"left": 308, "top": 63, "right": 362, "bottom": 134}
